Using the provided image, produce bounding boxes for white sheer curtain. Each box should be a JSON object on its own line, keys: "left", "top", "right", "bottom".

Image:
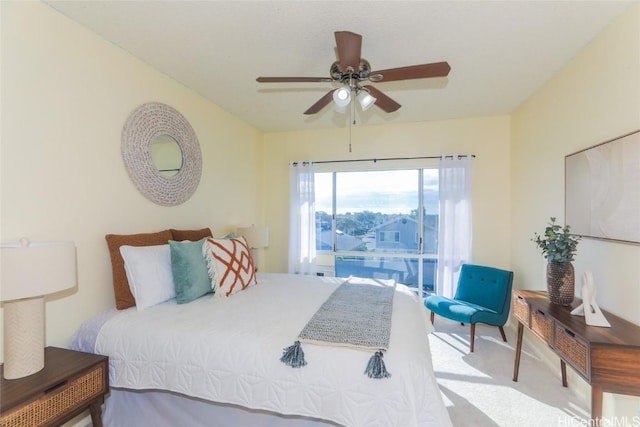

{"left": 436, "top": 155, "right": 473, "bottom": 298}
{"left": 288, "top": 161, "right": 317, "bottom": 275}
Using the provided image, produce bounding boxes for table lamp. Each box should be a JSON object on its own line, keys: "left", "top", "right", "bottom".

{"left": 236, "top": 226, "right": 269, "bottom": 270}
{"left": 0, "top": 238, "right": 76, "bottom": 379}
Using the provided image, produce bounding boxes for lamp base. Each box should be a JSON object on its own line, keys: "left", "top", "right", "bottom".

{"left": 3, "top": 296, "right": 45, "bottom": 379}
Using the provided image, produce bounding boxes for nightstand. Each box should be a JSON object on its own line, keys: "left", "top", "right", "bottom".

{"left": 0, "top": 347, "right": 109, "bottom": 427}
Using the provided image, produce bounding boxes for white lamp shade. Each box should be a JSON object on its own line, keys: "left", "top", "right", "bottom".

{"left": 333, "top": 103, "right": 348, "bottom": 113}
{"left": 237, "top": 226, "right": 269, "bottom": 249}
{"left": 357, "top": 90, "right": 377, "bottom": 111}
{"left": 332, "top": 87, "right": 351, "bottom": 107}
{"left": 0, "top": 239, "right": 76, "bottom": 301}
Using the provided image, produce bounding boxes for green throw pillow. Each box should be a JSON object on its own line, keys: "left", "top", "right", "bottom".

{"left": 169, "top": 238, "right": 212, "bottom": 304}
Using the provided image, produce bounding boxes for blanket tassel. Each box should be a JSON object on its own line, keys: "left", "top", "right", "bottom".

{"left": 365, "top": 351, "right": 391, "bottom": 379}
{"left": 280, "top": 340, "right": 307, "bottom": 368}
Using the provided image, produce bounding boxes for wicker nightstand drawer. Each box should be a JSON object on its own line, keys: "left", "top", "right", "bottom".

{"left": 1, "top": 364, "right": 105, "bottom": 427}
{"left": 530, "top": 308, "right": 553, "bottom": 344}
{"left": 1, "top": 347, "right": 109, "bottom": 427}
{"left": 555, "top": 324, "right": 589, "bottom": 380}
{"left": 512, "top": 293, "right": 530, "bottom": 325}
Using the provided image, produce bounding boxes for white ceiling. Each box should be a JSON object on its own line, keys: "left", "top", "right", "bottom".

{"left": 45, "top": 1, "right": 634, "bottom": 133}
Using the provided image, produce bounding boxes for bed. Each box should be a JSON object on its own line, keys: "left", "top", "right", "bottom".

{"left": 71, "top": 272, "right": 451, "bottom": 426}
{"left": 71, "top": 230, "right": 451, "bottom": 426}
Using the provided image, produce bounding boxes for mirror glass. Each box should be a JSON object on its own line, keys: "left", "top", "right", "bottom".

{"left": 150, "top": 134, "right": 183, "bottom": 177}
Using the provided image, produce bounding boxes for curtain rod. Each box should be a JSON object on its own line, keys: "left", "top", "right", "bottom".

{"left": 294, "top": 154, "right": 475, "bottom": 166}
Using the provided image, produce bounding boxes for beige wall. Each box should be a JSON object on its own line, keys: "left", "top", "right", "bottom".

{"left": 0, "top": 2, "right": 263, "bottom": 357}
{"left": 261, "top": 116, "right": 512, "bottom": 274}
{"left": 511, "top": 4, "right": 640, "bottom": 417}
{"left": 2, "top": 0, "right": 639, "bottom": 420}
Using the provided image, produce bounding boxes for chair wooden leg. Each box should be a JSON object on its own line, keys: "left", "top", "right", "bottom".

{"left": 499, "top": 326, "right": 507, "bottom": 342}
{"left": 470, "top": 323, "right": 476, "bottom": 352}
{"left": 430, "top": 311, "right": 434, "bottom": 325}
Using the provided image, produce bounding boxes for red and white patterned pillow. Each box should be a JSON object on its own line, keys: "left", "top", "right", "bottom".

{"left": 203, "top": 236, "right": 257, "bottom": 298}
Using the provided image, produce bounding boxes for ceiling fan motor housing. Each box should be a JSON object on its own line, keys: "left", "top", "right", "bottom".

{"left": 330, "top": 59, "right": 371, "bottom": 82}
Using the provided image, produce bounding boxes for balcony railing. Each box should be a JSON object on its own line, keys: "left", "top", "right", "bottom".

{"left": 331, "top": 254, "right": 436, "bottom": 294}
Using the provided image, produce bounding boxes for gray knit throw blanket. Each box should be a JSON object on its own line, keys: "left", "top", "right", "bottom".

{"left": 280, "top": 276, "right": 395, "bottom": 379}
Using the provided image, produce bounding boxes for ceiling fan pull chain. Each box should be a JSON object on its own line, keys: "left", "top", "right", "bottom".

{"left": 349, "top": 99, "right": 354, "bottom": 153}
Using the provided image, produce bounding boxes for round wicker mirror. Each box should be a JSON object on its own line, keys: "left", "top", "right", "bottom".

{"left": 121, "top": 102, "right": 202, "bottom": 206}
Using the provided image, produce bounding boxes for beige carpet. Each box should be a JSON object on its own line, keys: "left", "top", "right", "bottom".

{"left": 428, "top": 318, "right": 590, "bottom": 427}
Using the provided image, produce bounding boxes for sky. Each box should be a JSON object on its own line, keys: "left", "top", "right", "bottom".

{"left": 315, "top": 170, "right": 439, "bottom": 215}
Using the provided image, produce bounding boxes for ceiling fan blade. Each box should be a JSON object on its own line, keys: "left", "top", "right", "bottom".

{"left": 257, "top": 77, "right": 332, "bottom": 83}
{"left": 363, "top": 85, "right": 401, "bottom": 113}
{"left": 335, "top": 31, "right": 362, "bottom": 73}
{"left": 304, "top": 90, "right": 336, "bottom": 115}
{"left": 371, "top": 62, "right": 451, "bottom": 82}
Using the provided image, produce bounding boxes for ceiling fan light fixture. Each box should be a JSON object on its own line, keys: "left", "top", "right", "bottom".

{"left": 332, "top": 103, "right": 347, "bottom": 113}
{"left": 332, "top": 87, "right": 351, "bottom": 107}
{"left": 357, "top": 89, "right": 377, "bottom": 111}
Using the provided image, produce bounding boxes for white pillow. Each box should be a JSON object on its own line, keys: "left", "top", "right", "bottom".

{"left": 119, "top": 244, "right": 175, "bottom": 310}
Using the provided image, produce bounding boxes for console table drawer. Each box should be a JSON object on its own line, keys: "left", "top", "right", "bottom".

{"left": 512, "top": 293, "right": 529, "bottom": 325}
{"left": 555, "top": 324, "right": 589, "bottom": 380}
{"left": 530, "top": 308, "right": 553, "bottom": 344}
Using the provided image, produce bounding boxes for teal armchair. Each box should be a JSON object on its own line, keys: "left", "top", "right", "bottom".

{"left": 424, "top": 264, "right": 514, "bottom": 352}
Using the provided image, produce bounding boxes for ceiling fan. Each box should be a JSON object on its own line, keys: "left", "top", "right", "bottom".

{"left": 256, "top": 31, "right": 451, "bottom": 115}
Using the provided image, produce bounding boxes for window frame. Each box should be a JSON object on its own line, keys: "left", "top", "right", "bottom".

{"left": 313, "top": 161, "right": 439, "bottom": 293}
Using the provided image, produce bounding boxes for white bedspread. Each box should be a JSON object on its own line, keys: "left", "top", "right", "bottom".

{"left": 93, "top": 273, "right": 451, "bottom": 427}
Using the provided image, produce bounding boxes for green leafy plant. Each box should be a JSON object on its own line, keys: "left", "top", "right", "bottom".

{"left": 532, "top": 217, "right": 581, "bottom": 262}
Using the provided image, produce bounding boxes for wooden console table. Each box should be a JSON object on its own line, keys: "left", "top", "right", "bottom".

{"left": 512, "top": 290, "right": 640, "bottom": 421}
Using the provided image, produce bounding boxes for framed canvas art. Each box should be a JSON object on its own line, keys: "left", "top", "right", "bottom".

{"left": 565, "top": 130, "right": 640, "bottom": 244}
